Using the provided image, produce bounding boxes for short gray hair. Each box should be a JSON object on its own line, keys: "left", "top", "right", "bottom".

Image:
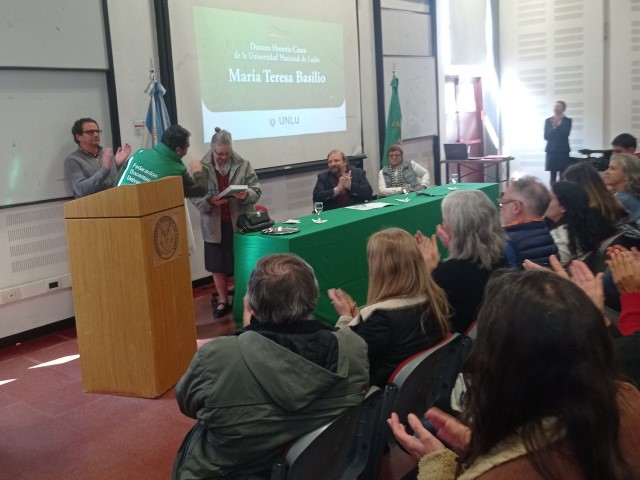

{"left": 247, "top": 254, "right": 319, "bottom": 325}
{"left": 441, "top": 190, "right": 506, "bottom": 269}
{"left": 510, "top": 176, "right": 550, "bottom": 217}
{"left": 210, "top": 127, "right": 232, "bottom": 146}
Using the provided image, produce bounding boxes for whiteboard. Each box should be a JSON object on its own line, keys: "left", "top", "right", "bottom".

{"left": 383, "top": 56, "right": 438, "bottom": 138}
{"left": 381, "top": 9, "right": 432, "bottom": 57}
{"left": 0, "top": 70, "right": 112, "bottom": 206}
{"left": 0, "top": 0, "right": 107, "bottom": 69}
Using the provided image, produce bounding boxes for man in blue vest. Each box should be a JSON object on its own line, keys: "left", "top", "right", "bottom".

{"left": 500, "top": 176, "right": 558, "bottom": 268}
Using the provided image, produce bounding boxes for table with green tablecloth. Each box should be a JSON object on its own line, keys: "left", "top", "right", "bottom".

{"left": 232, "top": 183, "right": 499, "bottom": 324}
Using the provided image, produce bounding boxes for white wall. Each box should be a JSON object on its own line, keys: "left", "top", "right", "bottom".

{"left": 0, "top": 0, "right": 396, "bottom": 336}
{"left": 0, "top": 0, "right": 444, "bottom": 337}
{"left": 499, "top": 0, "right": 606, "bottom": 183}
{"left": 0, "top": 0, "right": 161, "bottom": 337}
{"left": 606, "top": 0, "right": 640, "bottom": 142}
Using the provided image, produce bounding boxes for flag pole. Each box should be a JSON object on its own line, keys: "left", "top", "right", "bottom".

{"left": 381, "top": 69, "right": 402, "bottom": 167}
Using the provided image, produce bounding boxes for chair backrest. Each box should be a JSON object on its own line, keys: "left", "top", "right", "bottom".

{"left": 360, "top": 333, "right": 472, "bottom": 479}
{"left": 273, "top": 388, "right": 385, "bottom": 480}
{"left": 390, "top": 333, "right": 470, "bottom": 432}
{"left": 464, "top": 321, "right": 478, "bottom": 340}
{"left": 585, "top": 231, "right": 626, "bottom": 274}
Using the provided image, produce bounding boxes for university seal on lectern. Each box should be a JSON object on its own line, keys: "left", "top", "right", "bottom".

{"left": 153, "top": 215, "right": 179, "bottom": 260}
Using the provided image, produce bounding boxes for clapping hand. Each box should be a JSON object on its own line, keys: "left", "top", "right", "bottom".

{"left": 524, "top": 255, "right": 604, "bottom": 312}
{"left": 101, "top": 147, "right": 113, "bottom": 170}
{"left": 387, "top": 408, "right": 471, "bottom": 460}
{"left": 339, "top": 171, "right": 352, "bottom": 191}
{"left": 388, "top": 412, "right": 445, "bottom": 460}
{"left": 435, "top": 224, "right": 452, "bottom": 250}
{"left": 608, "top": 247, "right": 640, "bottom": 294}
{"left": 188, "top": 160, "right": 203, "bottom": 175}
{"left": 328, "top": 288, "right": 359, "bottom": 318}
{"left": 415, "top": 230, "right": 440, "bottom": 273}
{"left": 115, "top": 143, "right": 132, "bottom": 166}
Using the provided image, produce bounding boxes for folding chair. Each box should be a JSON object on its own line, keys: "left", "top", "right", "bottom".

{"left": 361, "top": 333, "right": 471, "bottom": 479}
{"left": 271, "top": 388, "right": 385, "bottom": 480}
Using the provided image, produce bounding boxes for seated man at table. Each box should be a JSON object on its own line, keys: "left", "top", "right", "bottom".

{"left": 378, "top": 144, "right": 430, "bottom": 197}
{"left": 313, "top": 149, "right": 373, "bottom": 210}
{"left": 500, "top": 176, "right": 558, "bottom": 268}
{"left": 172, "top": 253, "right": 369, "bottom": 479}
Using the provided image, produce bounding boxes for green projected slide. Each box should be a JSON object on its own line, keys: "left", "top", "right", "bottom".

{"left": 193, "top": 7, "right": 346, "bottom": 140}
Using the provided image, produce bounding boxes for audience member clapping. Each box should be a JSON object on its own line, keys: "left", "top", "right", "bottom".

{"left": 329, "top": 228, "right": 449, "bottom": 387}
{"left": 525, "top": 252, "right": 640, "bottom": 386}
{"left": 499, "top": 176, "right": 558, "bottom": 267}
{"left": 415, "top": 190, "right": 507, "bottom": 333}
{"left": 609, "top": 248, "right": 640, "bottom": 336}
{"left": 545, "top": 181, "right": 617, "bottom": 263}
{"left": 388, "top": 269, "right": 640, "bottom": 479}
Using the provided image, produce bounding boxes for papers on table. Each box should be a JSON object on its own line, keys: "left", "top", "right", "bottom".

{"left": 346, "top": 202, "right": 395, "bottom": 211}
{"left": 282, "top": 219, "right": 301, "bottom": 224}
{"left": 218, "top": 184, "right": 248, "bottom": 198}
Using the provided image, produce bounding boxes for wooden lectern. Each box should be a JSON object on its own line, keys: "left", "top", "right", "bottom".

{"left": 64, "top": 176, "right": 197, "bottom": 398}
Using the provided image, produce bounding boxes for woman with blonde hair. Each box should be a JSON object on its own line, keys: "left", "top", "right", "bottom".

{"left": 329, "top": 227, "right": 450, "bottom": 387}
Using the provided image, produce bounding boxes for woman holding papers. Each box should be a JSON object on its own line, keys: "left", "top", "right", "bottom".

{"left": 191, "top": 128, "right": 262, "bottom": 318}
{"left": 329, "top": 228, "right": 449, "bottom": 387}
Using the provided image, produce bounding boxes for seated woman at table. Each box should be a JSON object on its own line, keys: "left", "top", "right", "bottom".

{"left": 378, "top": 144, "right": 430, "bottom": 197}
{"left": 388, "top": 269, "right": 640, "bottom": 480}
{"left": 329, "top": 228, "right": 450, "bottom": 387}
{"left": 416, "top": 190, "right": 507, "bottom": 334}
{"left": 545, "top": 181, "right": 617, "bottom": 264}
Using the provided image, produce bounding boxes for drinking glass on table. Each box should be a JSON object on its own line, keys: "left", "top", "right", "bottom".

{"left": 401, "top": 184, "right": 411, "bottom": 201}
{"left": 448, "top": 173, "right": 459, "bottom": 190}
{"left": 313, "top": 201, "right": 327, "bottom": 223}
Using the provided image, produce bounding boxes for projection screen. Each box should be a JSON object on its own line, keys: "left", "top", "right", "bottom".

{"left": 165, "top": 0, "right": 364, "bottom": 170}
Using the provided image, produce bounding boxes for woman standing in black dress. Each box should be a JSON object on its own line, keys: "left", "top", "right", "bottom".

{"left": 544, "top": 100, "right": 572, "bottom": 185}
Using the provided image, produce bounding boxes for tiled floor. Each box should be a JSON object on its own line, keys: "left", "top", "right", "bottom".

{"left": 0, "top": 282, "right": 237, "bottom": 480}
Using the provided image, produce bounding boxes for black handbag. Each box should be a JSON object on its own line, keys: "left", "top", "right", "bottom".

{"left": 236, "top": 211, "right": 274, "bottom": 233}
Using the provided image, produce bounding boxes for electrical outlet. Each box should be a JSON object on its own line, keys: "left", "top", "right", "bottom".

{"left": 1, "top": 288, "right": 21, "bottom": 304}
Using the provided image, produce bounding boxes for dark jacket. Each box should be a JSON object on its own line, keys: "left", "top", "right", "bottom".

{"left": 432, "top": 257, "right": 507, "bottom": 334}
{"left": 504, "top": 221, "right": 558, "bottom": 268}
{"left": 337, "top": 296, "right": 444, "bottom": 388}
{"left": 312, "top": 167, "right": 373, "bottom": 211}
{"left": 172, "top": 320, "right": 368, "bottom": 479}
{"left": 544, "top": 116, "right": 572, "bottom": 153}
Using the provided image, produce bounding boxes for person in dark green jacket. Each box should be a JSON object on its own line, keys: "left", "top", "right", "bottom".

{"left": 172, "top": 253, "right": 369, "bottom": 479}
{"left": 117, "top": 124, "right": 206, "bottom": 197}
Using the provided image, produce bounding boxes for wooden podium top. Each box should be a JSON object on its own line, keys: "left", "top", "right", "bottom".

{"left": 64, "top": 176, "right": 185, "bottom": 219}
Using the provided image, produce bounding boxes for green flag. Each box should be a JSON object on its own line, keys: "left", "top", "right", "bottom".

{"left": 381, "top": 75, "right": 402, "bottom": 167}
